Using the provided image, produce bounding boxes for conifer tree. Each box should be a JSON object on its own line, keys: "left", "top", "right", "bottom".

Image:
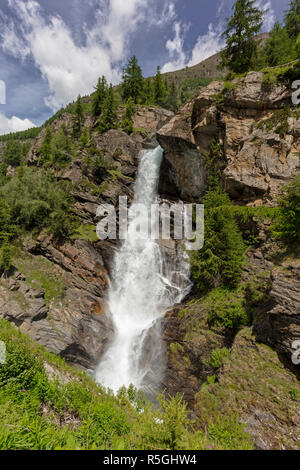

{"left": 92, "top": 76, "right": 108, "bottom": 117}
{"left": 263, "top": 22, "right": 295, "bottom": 66}
{"left": 142, "top": 78, "right": 155, "bottom": 105}
{"left": 3, "top": 141, "right": 23, "bottom": 167}
{"left": 221, "top": 0, "right": 264, "bottom": 74}
{"left": 40, "top": 127, "right": 53, "bottom": 163}
{"left": 191, "top": 185, "right": 246, "bottom": 293}
{"left": 284, "top": 0, "right": 300, "bottom": 39}
{"left": 165, "top": 81, "right": 179, "bottom": 113}
{"left": 72, "top": 95, "right": 84, "bottom": 138}
{"left": 0, "top": 243, "right": 12, "bottom": 273}
{"left": 122, "top": 56, "right": 144, "bottom": 104}
{"left": 98, "top": 85, "right": 118, "bottom": 134}
{"left": 122, "top": 97, "right": 135, "bottom": 134}
{"left": 154, "top": 66, "right": 167, "bottom": 106}
{"left": 79, "top": 127, "right": 90, "bottom": 149}
{"left": 52, "top": 125, "right": 72, "bottom": 164}
{"left": 296, "top": 34, "right": 300, "bottom": 58}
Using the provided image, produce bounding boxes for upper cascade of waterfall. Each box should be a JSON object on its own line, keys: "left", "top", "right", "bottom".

{"left": 95, "top": 146, "right": 191, "bottom": 396}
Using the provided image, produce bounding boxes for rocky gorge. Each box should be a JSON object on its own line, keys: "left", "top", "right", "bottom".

{"left": 0, "top": 67, "right": 299, "bottom": 450}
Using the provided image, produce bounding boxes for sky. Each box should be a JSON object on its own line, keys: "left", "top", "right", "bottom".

{"left": 0, "top": 0, "right": 291, "bottom": 134}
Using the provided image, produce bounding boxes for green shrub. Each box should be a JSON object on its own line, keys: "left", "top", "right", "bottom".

{"left": 205, "top": 288, "right": 248, "bottom": 329}
{"left": 210, "top": 347, "right": 230, "bottom": 369}
{"left": 0, "top": 340, "right": 45, "bottom": 389}
{"left": 296, "top": 34, "right": 300, "bottom": 59}
{"left": 0, "top": 243, "right": 13, "bottom": 272}
{"left": 208, "top": 416, "right": 253, "bottom": 450}
{"left": 272, "top": 176, "right": 300, "bottom": 244}
{"left": 2, "top": 141, "right": 23, "bottom": 167}
{"left": 51, "top": 126, "right": 72, "bottom": 164}
{"left": 0, "top": 168, "right": 78, "bottom": 239}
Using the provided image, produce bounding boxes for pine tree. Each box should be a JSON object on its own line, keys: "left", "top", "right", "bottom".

{"left": 0, "top": 243, "right": 12, "bottom": 273}
{"left": 52, "top": 125, "right": 72, "bottom": 164}
{"left": 79, "top": 127, "right": 90, "bottom": 149}
{"left": 296, "top": 34, "right": 300, "bottom": 58}
{"left": 40, "top": 127, "right": 53, "bottom": 164}
{"left": 72, "top": 95, "right": 84, "bottom": 138}
{"left": 142, "top": 78, "right": 155, "bottom": 105}
{"left": 122, "top": 56, "right": 144, "bottom": 104}
{"left": 92, "top": 76, "right": 108, "bottom": 117}
{"left": 122, "top": 97, "right": 135, "bottom": 134}
{"left": 98, "top": 85, "right": 118, "bottom": 134}
{"left": 3, "top": 141, "right": 23, "bottom": 167}
{"left": 154, "top": 66, "right": 167, "bottom": 106}
{"left": 220, "top": 0, "right": 264, "bottom": 74}
{"left": 165, "top": 81, "right": 179, "bottom": 113}
{"left": 191, "top": 185, "right": 246, "bottom": 293}
{"left": 284, "top": 0, "right": 300, "bottom": 39}
{"left": 264, "top": 22, "right": 295, "bottom": 66}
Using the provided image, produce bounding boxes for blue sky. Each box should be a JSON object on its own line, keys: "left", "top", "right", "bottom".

{"left": 0, "top": 0, "right": 291, "bottom": 134}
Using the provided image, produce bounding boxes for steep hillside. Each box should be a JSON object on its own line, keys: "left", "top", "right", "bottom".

{"left": 161, "top": 32, "right": 270, "bottom": 85}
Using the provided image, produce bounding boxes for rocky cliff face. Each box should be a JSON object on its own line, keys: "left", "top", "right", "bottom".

{"left": 0, "top": 106, "right": 172, "bottom": 371}
{"left": 157, "top": 70, "right": 300, "bottom": 203}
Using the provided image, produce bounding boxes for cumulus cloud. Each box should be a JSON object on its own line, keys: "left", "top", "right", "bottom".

{"left": 162, "top": 18, "right": 224, "bottom": 72}
{"left": 161, "top": 22, "right": 188, "bottom": 73}
{"left": 188, "top": 23, "right": 224, "bottom": 66}
{"left": 1, "top": 0, "right": 173, "bottom": 113}
{"left": 255, "top": 1, "right": 276, "bottom": 31}
{"left": 0, "top": 113, "right": 36, "bottom": 135}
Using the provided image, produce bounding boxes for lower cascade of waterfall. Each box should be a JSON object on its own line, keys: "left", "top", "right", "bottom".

{"left": 95, "top": 146, "right": 191, "bottom": 397}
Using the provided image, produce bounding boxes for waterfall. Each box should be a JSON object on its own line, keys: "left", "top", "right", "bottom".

{"left": 95, "top": 146, "right": 191, "bottom": 397}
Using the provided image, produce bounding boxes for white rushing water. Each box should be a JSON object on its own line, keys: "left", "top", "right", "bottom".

{"left": 95, "top": 146, "right": 191, "bottom": 396}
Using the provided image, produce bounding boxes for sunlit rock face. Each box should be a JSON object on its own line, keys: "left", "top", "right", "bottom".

{"left": 157, "top": 70, "right": 299, "bottom": 204}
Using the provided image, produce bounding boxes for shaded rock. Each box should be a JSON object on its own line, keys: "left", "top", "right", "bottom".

{"left": 253, "top": 259, "right": 300, "bottom": 369}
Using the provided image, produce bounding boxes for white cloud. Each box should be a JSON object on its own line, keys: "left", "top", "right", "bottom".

{"left": 255, "top": 0, "right": 276, "bottom": 31}
{"left": 1, "top": 0, "right": 173, "bottom": 113}
{"left": 0, "top": 113, "right": 36, "bottom": 135}
{"left": 188, "top": 22, "right": 225, "bottom": 66}
{"left": 161, "top": 22, "right": 188, "bottom": 73}
{"left": 162, "top": 20, "right": 224, "bottom": 72}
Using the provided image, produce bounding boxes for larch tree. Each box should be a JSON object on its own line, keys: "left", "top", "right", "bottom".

{"left": 121, "top": 56, "right": 144, "bottom": 104}
{"left": 220, "top": 0, "right": 264, "bottom": 74}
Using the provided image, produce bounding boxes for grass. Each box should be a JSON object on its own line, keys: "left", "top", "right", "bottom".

{"left": 194, "top": 328, "right": 300, "bottom": 450}
{"left": 0, "top": 318, "right": 254, "bottom": 450}
{"left": 71, "top": 224, "right": 99, "bottom": 243}
{"left": 12, "top": 252, "right": 66, "bottom": 307}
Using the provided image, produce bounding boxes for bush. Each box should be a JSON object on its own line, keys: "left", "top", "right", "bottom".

{"left": 2, "top": 141, "right": 23, "bottom": 167}
{"left": 210, "top": 348, "right": 230, "bottom": 369}
{"left": 272, "top": 176, "right": 300, "bottom": 244}
{"left": 205, "top": 288, "right": 248, "bottom": 330}
{"left": 51, "top": 126, "right": 72, "bottom": 164}
{"left": 0, "top": 168, "right": 77, "bottom": 239}
{"left": 208, "top": 416, "right": 253, "bottom": 450}
{"left": 0, "top": 243, "right": 13, "bottom": 272}
{"left": 0, "top": 340, "right": 45, "bottom": 389}
{"left": 296, "top": 34, "right": 300, "bottom": 59}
